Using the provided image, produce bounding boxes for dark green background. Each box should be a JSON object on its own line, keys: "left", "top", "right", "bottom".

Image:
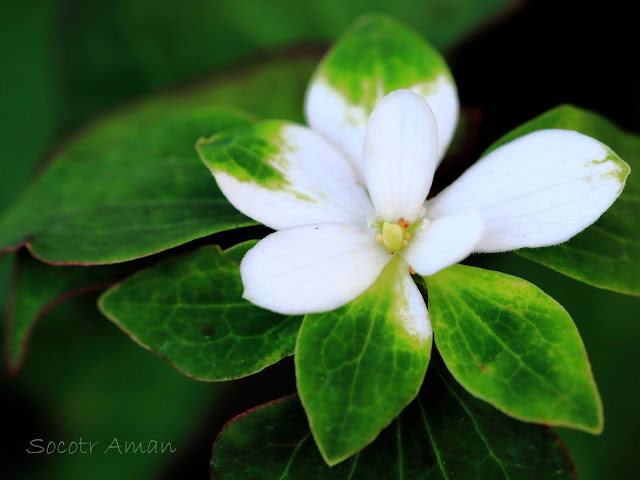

{"left": 1, "top": 0, "right": 638, "bottom": 478}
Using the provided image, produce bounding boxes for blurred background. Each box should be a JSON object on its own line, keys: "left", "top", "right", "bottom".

{"left": 1, "top": 0, "right": 638, "bottom": 478}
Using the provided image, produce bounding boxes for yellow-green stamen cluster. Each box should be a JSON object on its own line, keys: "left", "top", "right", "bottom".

{"left": 376, "top": 217, "right": 413, "bottom": 252}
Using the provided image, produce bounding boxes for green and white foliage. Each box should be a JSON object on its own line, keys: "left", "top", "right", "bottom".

{"left": 197, "top": 15, "right": 629, "bottom": 465}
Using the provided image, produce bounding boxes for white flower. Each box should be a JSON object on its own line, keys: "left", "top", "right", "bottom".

{"left": 201, "top": 87, "right": 628, "bottom": 333}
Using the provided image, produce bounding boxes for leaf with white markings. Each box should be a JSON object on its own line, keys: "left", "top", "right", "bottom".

{"left": 296, "top": 257, "right": 432, "bottom": 465}
{"left": 306, "top": 14, "right": 459, "bottom": 171}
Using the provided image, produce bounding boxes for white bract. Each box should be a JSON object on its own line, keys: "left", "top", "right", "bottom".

{"left": 205, "top": 74, "right": 627, "bottom": 341}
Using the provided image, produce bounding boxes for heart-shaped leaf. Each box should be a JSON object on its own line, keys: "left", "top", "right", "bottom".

{"left": 484, "top": 105, "right": 640, "bottom": 296}
{"left": 99, "top": 241, "right": 302, "bottom": 381}
{"left": 212, "top": 358, "right": 576, "bottom": 479}
{"left": 424, "top": 264, "right": 603, "bottom": 434}
{"left": 296, "top": 257, "right": 432, "bottom": 465}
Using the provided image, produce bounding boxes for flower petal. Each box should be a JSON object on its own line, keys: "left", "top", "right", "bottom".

{"left": 402, "top": 211, "right": 484, "bottom": 276}
{"left": 197, "top": 121, "right": 374, "bottom": 230}
{"left": 240, "top": 223, "right": 391, "bottom": 315}
{"left": 428, "top": 129, "right": 630, "bottom": 252}
{"left": 304, "top": 15, "right": 459, "bottom": 178}
{"left": 412, "top": 76, "right": 459, "bottom": 164}
{"left": 364, "top": 90, "right": 438, "bottom": 223}
{"left": 391, "top": 258, "right": 433, "bottom": 343}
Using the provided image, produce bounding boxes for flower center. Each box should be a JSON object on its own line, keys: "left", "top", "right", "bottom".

{"left": 376, "top": 217, "right": 412, "bottom": 252}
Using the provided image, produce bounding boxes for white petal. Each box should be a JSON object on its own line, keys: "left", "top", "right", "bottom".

{"left": 363, "top": 90, "right": 439, "bottom": 223}
{"left": 304, "top": 15, "right": 460, "bottom": 180}
{"left": 304, "top": 78, "right": 368, "bottom": 175}
{"left": 305, "top": 76, "right": 459, "bottom": 178}
{"left": 428, "top": 129, "right": 630, "bottom": 252}
{"left": 198, "top": 122, "right": 374, "bottom": 230}
{"left": 409, "top": 75, "right": 459, "bottom": 163}
{"left": 390, "top": 259, "right": 433, "bottom": 343}
{"left": 402, "top": 211, "right": 484, "bottom": 276}
{"left": 240, "top": 223, "right": 391, "bottom": 315}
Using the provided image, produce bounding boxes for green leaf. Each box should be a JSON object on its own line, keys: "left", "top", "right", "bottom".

{"left": 316, "top": 14, "right": 453, "bottom": 112}
{"left": 0, "top": 57, "right": 320, "bottom": 266}
{"left": 485, "top": 105, "right": 640, "bottom": 295}
{"left": 211, "top": 359, "right": 576, "bottom": 479}
{"left": 424, "top": 264, "right": 603, "bottom": 434}
{"left": 98, "top": 241, "right": 302, "bottom": 381}
{"left": 187, "top": 57, "right": 316, "bottom": 125}
{"left": 295, "top": 258, "right": 432, "bottom": 465}
{"left": 306, "top": 14, "right": 458, "bottom": 163}
{"left": 2, "top": 52, "right": 316, "bottom": 370}
{"left": 197, "top": 121, "right": 293, "bottom": 190}
{"left": 5, "top": 252, "right": 133, "bottom": 372}
{"left": 0, "top": 107, "right": 254, "bottom": 265}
